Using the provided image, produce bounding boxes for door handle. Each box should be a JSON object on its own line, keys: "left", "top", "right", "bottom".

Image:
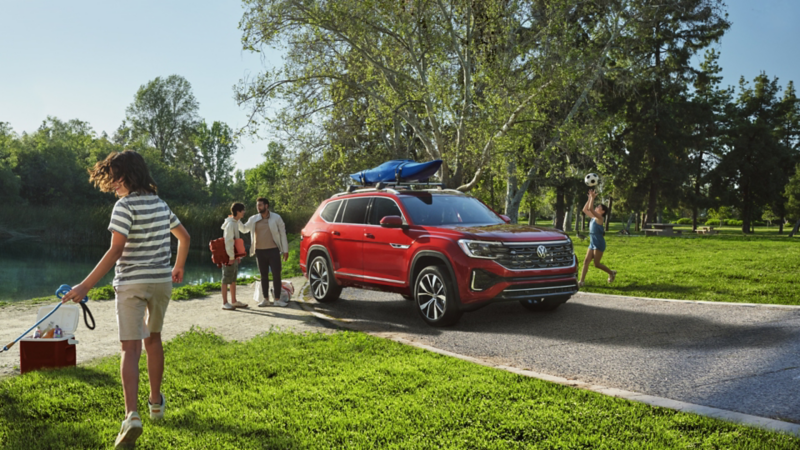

{"left": 331, "top": 230, "right": 340, "bottom": 236}
{"left": 365, "top": 233, "right": 374, "bottom": 239}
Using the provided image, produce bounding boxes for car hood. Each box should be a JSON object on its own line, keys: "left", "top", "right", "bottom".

{"left": 443, "top": 224, "right": 570, "bottom": 242}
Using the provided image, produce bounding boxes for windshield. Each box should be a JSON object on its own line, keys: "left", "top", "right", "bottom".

{"left": 400, "top": 194, "right": 504, "bottom": 226}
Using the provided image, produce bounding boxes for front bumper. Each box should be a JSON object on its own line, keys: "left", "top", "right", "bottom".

{"left": 453, "top": 254, "right": 579, "bottom": 310}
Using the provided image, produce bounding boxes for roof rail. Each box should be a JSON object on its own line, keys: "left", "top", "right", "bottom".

{"left": 331, "top": 182, "right": 465, "bottom": 198}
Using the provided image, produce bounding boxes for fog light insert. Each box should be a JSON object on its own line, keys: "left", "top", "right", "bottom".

{"left": 471, "top": 269, "right": 501, "bottom": 291}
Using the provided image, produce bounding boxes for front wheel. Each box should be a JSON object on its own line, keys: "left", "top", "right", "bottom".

{"left": 519, "top": 295, "right": 570, "bottom": 312}
{"left": 309, "top": 255, "right": 342, "bottom": 303}
{"left": 414, "top": 265, "right": 462, "bottom": 327}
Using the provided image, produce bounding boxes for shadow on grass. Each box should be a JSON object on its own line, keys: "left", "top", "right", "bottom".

{"left": 159, "top": 409, "right": 297, "bottom": 449}
{"left": 0, "top": 366, "right": 118, "bottom": 450}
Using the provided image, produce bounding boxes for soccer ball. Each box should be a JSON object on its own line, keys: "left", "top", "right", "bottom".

{"left": 584, "top": 173, "right": 600, "bottom": 187}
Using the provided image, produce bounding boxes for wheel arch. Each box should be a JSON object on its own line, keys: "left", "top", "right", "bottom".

{"left": 409, "top": 250, "right": 460, "bottom": 304}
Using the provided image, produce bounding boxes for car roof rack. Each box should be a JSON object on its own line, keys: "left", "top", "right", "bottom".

{"left": 332, "top": 181, "right": 464, "bottom": 198}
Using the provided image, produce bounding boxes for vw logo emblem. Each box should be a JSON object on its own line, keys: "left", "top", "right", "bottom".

{"left": 537, "top": 245, "right": 548, "bottom": 259}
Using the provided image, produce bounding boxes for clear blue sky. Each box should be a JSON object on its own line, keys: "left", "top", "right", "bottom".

{"left": 1, "top": 0, "right": 798, "bottom": 171}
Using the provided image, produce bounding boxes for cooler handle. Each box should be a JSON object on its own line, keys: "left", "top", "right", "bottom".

{"left": 67, "top": 338, "right": 79, "bottom": 345}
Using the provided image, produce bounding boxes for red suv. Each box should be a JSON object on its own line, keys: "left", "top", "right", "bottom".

{"left": 299, "top": 186, "right": 578, "bottom": 326}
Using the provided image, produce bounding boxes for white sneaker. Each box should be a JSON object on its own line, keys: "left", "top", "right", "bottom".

{"left": 258, "top": 299, "right": 270, "bottom": 307}
{"left": 148, "top": 393, "right": 166, "bottom": 420}
{"left": 231, "top": 301, "right": 249, "bottom": 308}
{"left": 114, "top": 411, "right": 143, "bottom": 449}
{"left": 222, "top": 303, "right": 235, "bottom": 310}
{"left": 275, "top": 290, "right": 290, "bottom": 307}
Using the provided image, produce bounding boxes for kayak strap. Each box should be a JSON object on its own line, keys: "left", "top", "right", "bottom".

{"left": 395, "top": 161, "right": 412, "bottom": 182}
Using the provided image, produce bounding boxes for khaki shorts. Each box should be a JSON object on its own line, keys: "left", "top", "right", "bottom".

{"left": 115, "top": 282, "right": 172, "bottom": 341}
{"left": 221, "top": 261, "right": 239, "bottom": 284}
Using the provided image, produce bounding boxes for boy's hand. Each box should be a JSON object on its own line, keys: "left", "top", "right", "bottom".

{"left": 61, "top": 283, "right": 89, "bottom": 303}
{"left": 283, "top": 252, "right": 289, "bottom": 262}
{"left": 172, "top": 266, "right": 185, "bottom": 283}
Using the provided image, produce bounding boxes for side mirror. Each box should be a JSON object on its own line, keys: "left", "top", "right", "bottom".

{"left": 380, "top": 215, "right": 404, "bottom": 228}
{"left": 500, "top": 214, "right": 511, "bottom": 224}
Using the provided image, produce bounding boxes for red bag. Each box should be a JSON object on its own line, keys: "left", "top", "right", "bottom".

{"left": 210, "top": 238, "right": 245, "bottom": 267}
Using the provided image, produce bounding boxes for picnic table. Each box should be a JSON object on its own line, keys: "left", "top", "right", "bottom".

{"left": 696, "top": 226, "right": 719, "bottom": 235}
{"left": 644, "top": 223, "right": 681, "bottom": 237}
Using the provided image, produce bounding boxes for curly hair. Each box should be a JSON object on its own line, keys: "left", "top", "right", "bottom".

{"left": 88, "top": 151, "right": 157, "bottom": 195}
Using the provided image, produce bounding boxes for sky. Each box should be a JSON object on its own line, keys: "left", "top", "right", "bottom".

{"left": 1, "top": 0, "right": 799, "bottom": 171}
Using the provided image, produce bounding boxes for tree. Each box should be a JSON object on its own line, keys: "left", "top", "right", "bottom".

{"left": 713, "top": 74, "right": 794, "bottom": 233}
{"left": 785, "top": 164, "right": 800, "bottom": 236}
{"left": 125, "top": 75, "right": 199, "bottom": 162}
{"left": 0, "top": 123, "right": 22, "bottom": 201}
{"left": 195, "top": 121, "right": 237, "bottom": 205}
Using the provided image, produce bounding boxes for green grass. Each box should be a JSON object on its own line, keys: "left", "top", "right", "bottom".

{"left": 1, "top": 329, "right": 796, "bottom": 449}
{"left": 574, "top": 224, "right": 800, "bottom": 305}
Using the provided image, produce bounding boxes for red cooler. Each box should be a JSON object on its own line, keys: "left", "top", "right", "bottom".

{"left": 19, "top": 304, "right": 81, "bottom": 374}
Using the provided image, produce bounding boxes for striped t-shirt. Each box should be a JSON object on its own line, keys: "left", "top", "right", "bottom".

{"left": 108, "top": 193, "right": 181, "bottom": 286}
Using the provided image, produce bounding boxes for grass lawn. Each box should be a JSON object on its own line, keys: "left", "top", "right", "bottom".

{"left": 573, "top": 224, "right": 800, "bottom": 305}
{"left": 1, "top": 329, "right": 797, "bottom": 449}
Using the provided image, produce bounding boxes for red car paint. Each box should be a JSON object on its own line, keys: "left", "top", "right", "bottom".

{"left": 300, "top": 189, "right": 579, "bottom": 326}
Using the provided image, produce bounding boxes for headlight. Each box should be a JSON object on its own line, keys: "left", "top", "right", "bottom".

{"left": 457, "top": 239, "right": 506, "bottom": 259}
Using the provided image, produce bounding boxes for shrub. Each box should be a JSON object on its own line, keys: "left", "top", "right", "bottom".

{"left": 676, "top": 218, "right": 692, "bottom": 225}
{"left": 725, "top": 219, "right": 743, "bottom": 227}
{"left": 704, "top": 219, "right": 722, "bottom": 226}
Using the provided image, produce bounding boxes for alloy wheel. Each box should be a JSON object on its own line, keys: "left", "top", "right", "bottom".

{"left": 310, "top": 258, "right": 329, "bottom": 299}
{"left": 417, "top": 273, "right": 446, "bottom": 321}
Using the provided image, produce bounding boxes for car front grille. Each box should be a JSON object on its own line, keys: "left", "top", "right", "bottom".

{"left": 495, "top": 280, "right": 578, "bottom": 301}
{"left": 494, "top": 241, "right": 574, "bottom": 270}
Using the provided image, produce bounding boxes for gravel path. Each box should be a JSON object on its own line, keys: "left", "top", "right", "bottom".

{"left": 301, "top": 288, "right": 800, "bottom": 424}
{"left": 0, "top": 277, "right": 332, "bottom": 378}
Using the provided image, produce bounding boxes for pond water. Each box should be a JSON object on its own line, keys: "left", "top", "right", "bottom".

{"left": 0, "top": 241, "right": 263, "bottom": 302}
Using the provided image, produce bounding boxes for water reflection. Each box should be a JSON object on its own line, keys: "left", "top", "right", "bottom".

{"left": 0, "top": 242, "right": 261, "bottom": 302}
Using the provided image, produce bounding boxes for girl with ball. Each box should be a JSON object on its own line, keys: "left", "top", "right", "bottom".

{"left": 578, "top": 188, "right": 617, "bottom": 287}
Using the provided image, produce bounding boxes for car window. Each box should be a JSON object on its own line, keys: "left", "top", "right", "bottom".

{"left": 339, "top": 197, "right": 370, "bottom": 224}
{"left": 320, "top": 201, "right": 341, "bottom": 222}
{"left": 368, "top": 197, "right": 403, "bottom": 225}
{"left": 399, "top": 194, "right": 504, "bottom": 226}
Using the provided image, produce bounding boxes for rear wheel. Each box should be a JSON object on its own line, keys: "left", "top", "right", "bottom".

{"left": 309, "top": 255, "right": 342, "bottom": 303}
{"left": 414, "top": 265, "right": 462, "bottom": 327}
{"left": 519, "top": 295, "right": 570, "bottom": 312}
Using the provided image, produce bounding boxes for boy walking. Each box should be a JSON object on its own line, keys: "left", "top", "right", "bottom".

{"left": 221, "top": 202, "right": 248, "bottom": 310}
{"left": 239, "top": 197, "right": 290, "bottom": 307}
{"left": 61, "top": 151, "right": 190, "bottom": 449}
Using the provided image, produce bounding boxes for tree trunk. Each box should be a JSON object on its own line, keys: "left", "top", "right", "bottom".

{"left": 692, "top": 207, "right": 698, "bottom": 232}
{"left": 564, "top": 196, "right": 574, "bottom": 232}
{"left": 625, "top": 213, "right": 635, "bottom": 232}
{"left": 529, "top": 207, "right": 536, "bottom": 225}
{"left": 779, "top": 215, "right": 784, "bottom": 234}
{"left": 604, "top": 196, "right": 614, "bottom": 232}
{"left": 646, "top": 177, "right": 658, "bottom": 228}
{"left": 504, "top": 160, "right": 519, "bottom": 224}
{"left": 554, "top": 187, "right": 565, "bottom": 230}
{"left": 574, "top": 204, "right": 581, "bottom": 232}
{"left": 636, "top": 211, "right": 641, "bottom": 232}
{"left": 789, "top": 219, "right": 800, "bottom": 237}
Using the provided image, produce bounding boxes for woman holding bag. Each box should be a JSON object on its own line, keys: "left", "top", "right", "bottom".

{"left": 221, "top": 202, "right": 248, "bottom": 310}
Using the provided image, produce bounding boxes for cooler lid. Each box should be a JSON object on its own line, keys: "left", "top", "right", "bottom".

{"left": 36, "top": 304, "right": 81, "bottom": 335}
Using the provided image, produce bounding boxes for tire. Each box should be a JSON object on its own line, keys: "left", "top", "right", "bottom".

{"left": 519, "top": 295, "right": 570, "bottom": 312}
{"left": 414, "top": 265, "right": 462, "bottom": 327}
{"left": 308, "top": 255, "right": 342, "bottom": 303}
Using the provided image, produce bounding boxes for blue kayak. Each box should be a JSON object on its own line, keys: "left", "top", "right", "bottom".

{"left": 350, "top": 159, "right": 443, "bottom": 184}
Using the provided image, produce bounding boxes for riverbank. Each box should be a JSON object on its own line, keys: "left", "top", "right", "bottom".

{"left": 0, "top": 276, "right": 317, "bottom": 378}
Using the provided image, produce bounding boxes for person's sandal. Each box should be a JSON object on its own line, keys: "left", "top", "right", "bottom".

{"left": 608, "top": 271, "right": 617, "bottom": 283}
{"left": 114, "top": 411, "right": 143, "bottom": 449}
{"left": 149, "top": 393, "right": 166, "bottom": 420}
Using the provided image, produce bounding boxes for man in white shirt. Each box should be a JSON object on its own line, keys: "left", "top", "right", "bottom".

{"left": 239, "top": 197, "right": 290, "bottom": 306}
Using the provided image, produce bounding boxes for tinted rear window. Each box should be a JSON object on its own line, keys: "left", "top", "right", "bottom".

{"left": 399, "top": 194, "right": 504, "bottom": 226}
{"left": 340, "top": 197, "right": 371, "bottom": 224}
{"left": 320, "top": 201, "right": 340, "bottom": 222}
